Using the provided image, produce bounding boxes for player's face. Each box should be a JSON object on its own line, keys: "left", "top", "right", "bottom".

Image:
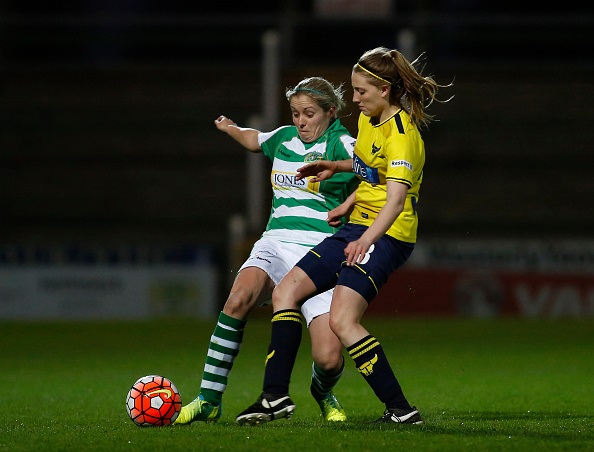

{"left": 351, "top": 71, "right": 388, "bottom": 118}
{"left": 289, "top": 94, "right": 334, "bottom": 143}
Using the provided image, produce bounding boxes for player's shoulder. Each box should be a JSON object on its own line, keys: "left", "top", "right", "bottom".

{"left": 393, "top": 109, "right": 419, "bottom": 134}
{"left": 261, "top": 124, "right": 295, "bottom": 140}
{"left": 336, "top": 134, "right": 356, "bottom": 158}
{"left": 325, "top": 130, "right": 355, "bottom": 159}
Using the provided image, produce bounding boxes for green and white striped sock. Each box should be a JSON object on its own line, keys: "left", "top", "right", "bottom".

{"left": 200, "top": 311, "right": 246, "bottom": 406}
{"left": 310, "top": 358, "right": 344, "bottom": 400}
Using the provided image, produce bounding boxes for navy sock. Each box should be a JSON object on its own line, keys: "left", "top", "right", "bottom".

{"left": 262, "top": 309, "right": 303, "bottom": 395}
{"left": 347, "top": 335, "right": 411, "bottom": 410}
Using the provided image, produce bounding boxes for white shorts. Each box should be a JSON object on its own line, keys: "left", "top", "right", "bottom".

{"left": 239, "top": 236, "right": 333, "bottom": 327}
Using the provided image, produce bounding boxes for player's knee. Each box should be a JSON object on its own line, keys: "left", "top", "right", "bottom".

{"left": 223, "top": 288, "right": 258, "bottom": 318}
{"left": 271, "top": 283, "right": 299, "bottom": 310}
{"left": 328, "top": 315, "right": 352, "bottom": 341}
{"left": 312, "top": 351, "right": 343, "bottom": 373}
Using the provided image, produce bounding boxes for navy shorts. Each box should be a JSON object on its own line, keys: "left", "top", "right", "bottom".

{"left": 296, "top": 223, "right": 414, "bottom": 303}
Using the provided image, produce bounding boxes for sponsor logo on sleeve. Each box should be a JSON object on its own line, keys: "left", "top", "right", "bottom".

{"left": 390, "top": 160, "right": 413, "bottom": 171}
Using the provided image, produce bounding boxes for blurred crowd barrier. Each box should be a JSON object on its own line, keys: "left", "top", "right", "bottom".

{"left": 370, "top": 239, "right": 594, "bottom": 318}
{"left": 2, "top": 240, "right": 592, "bottom": 319}
{"left": 0, "top": 244, "right": 218, "bottom": 320}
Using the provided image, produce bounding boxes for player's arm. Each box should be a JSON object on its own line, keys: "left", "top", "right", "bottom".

{"left": 344, "top": 180, "right": 408, "bottom": 265}
{"left": 327, "top": 190, "right": 357, "bottom": 227}
{"left": 214, "top": 115, "right": 261, "bottom": 152}
{"left": 295, "top": 159, "right": 353, "bottom": 182}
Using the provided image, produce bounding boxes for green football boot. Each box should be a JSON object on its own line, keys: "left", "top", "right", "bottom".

{"left": 174, "top": 394, "right": 221, "bottom": 425}
{"left": 316, "top": 392, "right": 346, "bottom": 422}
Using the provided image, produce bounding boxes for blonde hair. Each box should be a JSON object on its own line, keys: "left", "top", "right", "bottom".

{"left": 353, "top": 47, "right": 452, "bottom": 128}
{"left": 285, "top": 76, "right": 347, "bottom": 118}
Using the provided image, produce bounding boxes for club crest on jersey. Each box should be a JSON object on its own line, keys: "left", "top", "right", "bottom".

{"left": 303, "top": 151, "right": 323, "bottom": 163}
{"left": 371, "top": 142, "right": 381, "bottom": 154}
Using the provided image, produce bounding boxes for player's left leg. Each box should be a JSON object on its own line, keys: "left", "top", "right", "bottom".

{"left": 327, "top": 230, "right": 422, "bottom": 424}
{"left": 332, "top": 278, "right": 422, "bottom": 425}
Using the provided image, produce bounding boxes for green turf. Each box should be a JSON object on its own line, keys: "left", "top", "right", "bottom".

{"left": 1, "top": 316, "right": 592, "bottom": 451}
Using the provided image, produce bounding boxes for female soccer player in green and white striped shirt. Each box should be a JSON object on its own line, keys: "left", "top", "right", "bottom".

{"left": 174, "top": 76, "right": 359, "bottom": 425}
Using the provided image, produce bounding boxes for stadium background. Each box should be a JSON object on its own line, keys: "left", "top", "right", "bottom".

{"left": 1, "top": 1, "right": 593, "bottom": 319}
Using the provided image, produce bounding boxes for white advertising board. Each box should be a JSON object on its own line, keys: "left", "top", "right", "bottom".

{"left": 0, "top": 265, "right": 217, "bottom": 320}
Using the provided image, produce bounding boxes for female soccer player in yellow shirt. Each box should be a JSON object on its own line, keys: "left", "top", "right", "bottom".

{"left": 236, "top": 46, "right": 451, "bottom": 425}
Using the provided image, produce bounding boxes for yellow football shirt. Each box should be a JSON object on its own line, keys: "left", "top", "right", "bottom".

{"left": 350, "top": 110, "right": 425, "bottom": 243}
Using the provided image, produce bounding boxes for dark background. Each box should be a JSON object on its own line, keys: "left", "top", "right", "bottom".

{"left": 1, "top": 1, "right": 593, "bottom": 269}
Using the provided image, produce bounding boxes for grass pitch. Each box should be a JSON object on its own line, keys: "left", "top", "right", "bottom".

{"left": 2, "top": 315, "right": 593, "bottom": 451}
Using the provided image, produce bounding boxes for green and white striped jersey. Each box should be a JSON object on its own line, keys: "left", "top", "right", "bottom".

{"left": 258, "top": 119, "right": 359, "bottom": 247}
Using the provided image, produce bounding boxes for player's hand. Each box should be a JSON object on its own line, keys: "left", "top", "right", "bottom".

{"left": 344, "top": 238, "right": 372, "bottom": 266}
{"left": 326, "top": 210, "right": 343, "bottom": 227}
{"left": 295, "top": 161, "right": 337, "bottom": 182}
{"left": 214, "top": 115, "right": 236, "bottom": 131}
{"left": 326, "top": 203, "right": 353, "bottom": 227}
